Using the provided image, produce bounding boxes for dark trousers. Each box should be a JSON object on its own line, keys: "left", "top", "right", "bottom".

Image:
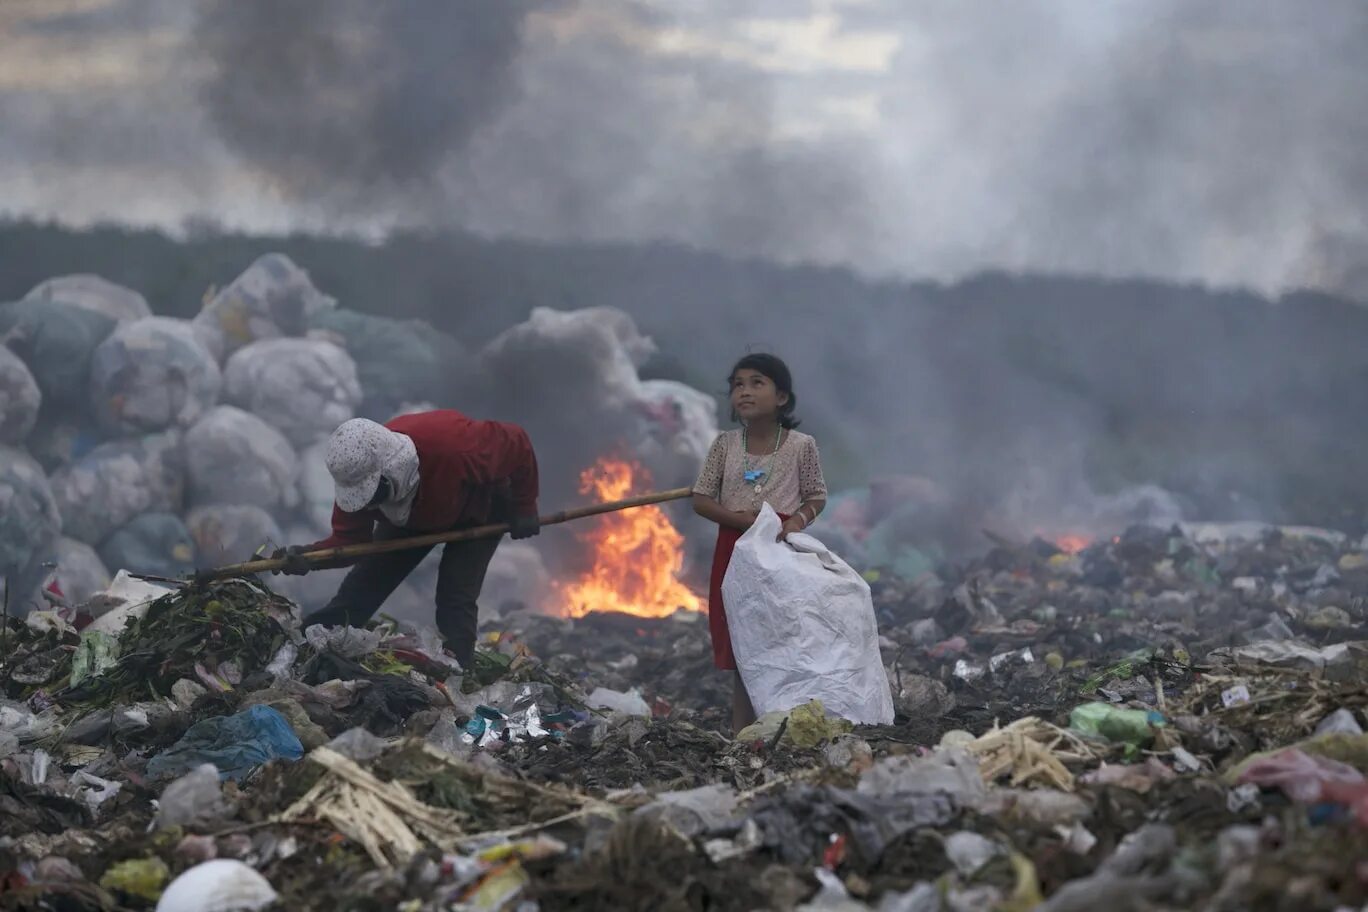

{"left": 304, "top": 524, "right": 501, "bottom": 669}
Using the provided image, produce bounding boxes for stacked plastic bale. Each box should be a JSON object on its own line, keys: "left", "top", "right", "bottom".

{"left": 3, "top": 259, "right": 721, "bottom": 624}
{"left": 0, "top": 275, "right": 133, "bottom": 608}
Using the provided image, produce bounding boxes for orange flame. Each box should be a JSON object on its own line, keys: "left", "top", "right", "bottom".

{"left": 557, "top": 457, "right": 703, "bottom": 618}
{"left": 1053, "top": 534, "right": 1091, "bottom": 554}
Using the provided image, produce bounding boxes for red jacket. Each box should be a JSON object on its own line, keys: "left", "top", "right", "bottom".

{"left": 309, "top": 410, "right": 538, "bottom": 551}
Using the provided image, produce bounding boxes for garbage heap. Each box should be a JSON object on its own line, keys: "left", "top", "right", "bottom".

{"left": 6, "top": 520, "right": 1368, "bottom": 910}
{"left": 0, "top": 262, "right": 717, "bottom": 621}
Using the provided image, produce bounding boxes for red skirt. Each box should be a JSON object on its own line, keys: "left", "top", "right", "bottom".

{"left": 708, "top": 515, "right": 787, "bottom": 670}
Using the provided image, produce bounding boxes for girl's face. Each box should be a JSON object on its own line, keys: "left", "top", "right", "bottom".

{"left": 731, "top": 368, "right": 788, "bottom": 422}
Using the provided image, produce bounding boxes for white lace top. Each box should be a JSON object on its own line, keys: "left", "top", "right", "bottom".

{"left": 693, "top": 428, "right": 827, "bottom": 514}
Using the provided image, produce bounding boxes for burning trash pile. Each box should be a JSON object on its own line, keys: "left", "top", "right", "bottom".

{"left": 5, "top": 518, "right": 1368, "bottom": 910}
{"left": 0, "top": 261, "right": 717, "bottom": 623}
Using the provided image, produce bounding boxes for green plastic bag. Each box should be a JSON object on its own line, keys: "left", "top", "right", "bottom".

{"left": 1069, "top": 701, "right": 1165, "bottom": 746}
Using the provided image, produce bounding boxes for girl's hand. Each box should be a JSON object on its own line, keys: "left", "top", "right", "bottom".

{"left": 777, "top": 516, "right": 806, "bottom": 542}
{"left": 734, "top": 509, "right": 759, "bottom": 529}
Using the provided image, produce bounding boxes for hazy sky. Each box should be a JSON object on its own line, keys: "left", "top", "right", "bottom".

{"left": 3, "top": 0, "right": 1367, "bottom": 297}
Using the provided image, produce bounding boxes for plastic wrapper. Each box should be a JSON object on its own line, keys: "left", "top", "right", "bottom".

{"left": 23, "top": 274, "right": 152, "bottom": 323}
{"left": 309, "top": 308, "right": 462, "bottom": 417}
{"left": 0, "top": 344, "right": 40, "bottom": 444}
{"left": 98, "top": 512, "right": 197, "bottom": 579}
{"left": 0, "top": 446, "right": 61, "bottom": 578}
{"left": 462, "top": 686, "right": 553, "bottom": 748}
{"left": 186, "top": 504, "right": 284, "bottom": 568}
{"left": 723, "top": 505, "right": 895, "bottom": 725}
{"left": 0, "top": 297, "right": 115, "bottom": 405}
{"left": 48, "top": 430, "right": 184, "bottom": 544}
{"left": 185, "top": 406, "right": 298, "bottom": 509}
{"left": 89, "top": 316, "right": 222, "bottom": 436}
{"left": 195, "top": 253, "right": 335, "bottom": 362}
{"left": 223, "top": 337, "right": 362, "bottom": 447}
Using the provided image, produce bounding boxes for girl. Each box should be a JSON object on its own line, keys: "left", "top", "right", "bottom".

{"left": 692, "top": 353, "right": 827, "bottom": 734}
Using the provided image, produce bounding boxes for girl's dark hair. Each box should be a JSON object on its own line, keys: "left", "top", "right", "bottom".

{"left": 728, "top": 353, "right": 801, "bottom": 429}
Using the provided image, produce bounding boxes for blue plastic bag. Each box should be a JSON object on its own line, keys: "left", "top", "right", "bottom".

{"left": 146, "top": 705, "right": 304, "bottom": 782}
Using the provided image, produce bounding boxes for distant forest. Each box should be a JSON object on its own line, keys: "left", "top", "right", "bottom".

{"left": 3, "top": 219, "right": 1367, "bottom": 533}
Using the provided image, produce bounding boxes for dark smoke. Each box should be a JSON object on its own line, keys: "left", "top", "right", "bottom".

{"left": 195, "top": 0, "right": 551, "bottom": 200}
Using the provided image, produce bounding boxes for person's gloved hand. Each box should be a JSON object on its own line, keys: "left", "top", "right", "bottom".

{"left": 270, "top": 545, "right": 311, "bottom": 576}
{"left": 509, "top": 515, "right": 540, "bottom": 540}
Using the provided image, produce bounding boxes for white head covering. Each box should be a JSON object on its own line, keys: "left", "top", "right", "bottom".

{"left": 325, "top": 418, "right": 421, "bottom": 522}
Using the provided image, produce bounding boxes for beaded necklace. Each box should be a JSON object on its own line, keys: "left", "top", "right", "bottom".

{"left": 741, "top": 426, "right": 784, "bottom": 495}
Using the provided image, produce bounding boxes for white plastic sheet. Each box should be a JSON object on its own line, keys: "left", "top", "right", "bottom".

{"left": 722, "top": 505, "right": 894, "bottom": 725}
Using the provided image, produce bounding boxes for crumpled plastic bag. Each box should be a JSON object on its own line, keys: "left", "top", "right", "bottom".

{"left": 155, "top": 763, "right": 237, "bottom": 830}
{"left": 185, "top": 406, "right": 298, "bottom": 509}
{"left": 89, "top": 316, "right": 222, "bottom": 436}
{"left": 0, "top": 297, "right": 115, "bottom": 405}
{"left": 146, "top": 705, "right": 304, "bottom": 782}
{"left": 186, "top": 504, "right": 283, "bottom": 568}
{"left": 0, "top": 446, "right": 61, "bottom": 577}
{"left": 98, "top": 512, "right": 197, "bottom": 580}
{"left": 309, "top": 307, "right": 462, "bottom": 417}
{"left": 194, "top": 253, "right": 336, "bottom": 362}
{"left": 0, "top": 699, "right": 62, "bottom": 743}
{"left": 223, "top": 338, "right": 362, "bottom": 447}
{"left": 0, "top": 344, "right": 41, "bottom": 444}
{"left": 587, "top": 687, "right": 651, "bottom": 717}
{"left": 305, "top": 624, "right": 382, "bottom": 659}
{"left": 23, "top": 274, "right": 152, "bottom": 323}
{"left": 722, "top": 505, "right": 894, "bottom": 725}
{"left": 48, "top": 430, "right": 185, "bottom": 544}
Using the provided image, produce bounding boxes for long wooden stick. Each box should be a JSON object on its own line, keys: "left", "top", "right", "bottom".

{"left": 198, "top": 486, "right": 695, "bottom": 580}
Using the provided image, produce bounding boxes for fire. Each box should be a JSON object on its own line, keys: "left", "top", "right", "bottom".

{"left": 1053, "top": 534, "right": 1091, "bottom": 554}
{"left": 557, "top": 457, "right": 703, "bottom": 618}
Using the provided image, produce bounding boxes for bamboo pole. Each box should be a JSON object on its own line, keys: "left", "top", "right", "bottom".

{"left": 196, "top": 486, "right": 695, "bottom": 580}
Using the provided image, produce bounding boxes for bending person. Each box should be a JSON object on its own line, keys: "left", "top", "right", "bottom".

{"left": 275, "top": 410, "right": 540, "bottom": 666}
